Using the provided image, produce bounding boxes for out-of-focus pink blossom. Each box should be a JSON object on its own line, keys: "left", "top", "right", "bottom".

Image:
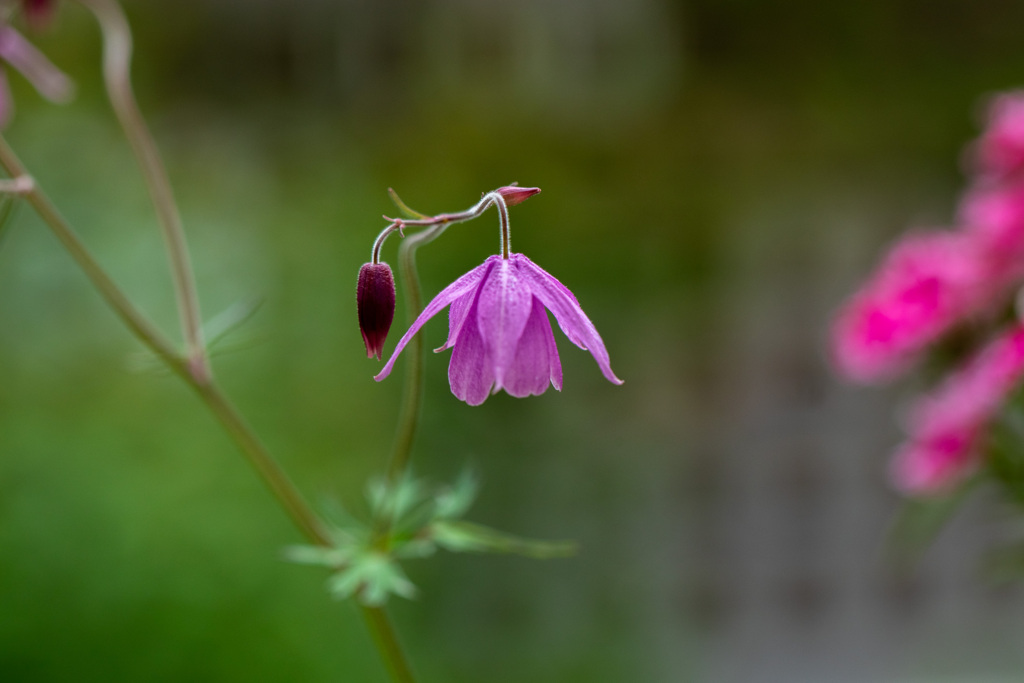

{"left": 831, "top": 232, "right": 985, "bottom": 383}
{"left": 891, "top": 325, "right": 1024, "bottom": 494}
{"left": 958, "top": 179, "right": 1024, "bottom": 286}
{"left": 973, "top": 92, "right": 1024, "bottom": 181}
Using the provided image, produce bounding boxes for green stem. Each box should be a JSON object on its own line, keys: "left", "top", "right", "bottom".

{"left": 76, "top": 0, "right": 208, "bottom": 378}
{"left": 0, "top": 133, "right": 416, "bottom": 682}
{"left": 0, "top": 136, "right": 187, "bottom": 377}
{"left": 362, "top": 606, "right": 417, "bottom": 683}
{"left": 386, "top": 235, "right": 427, "bottom": 482}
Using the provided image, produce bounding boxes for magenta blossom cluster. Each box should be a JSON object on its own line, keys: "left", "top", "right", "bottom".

{"left": 832, "top": 91, "right": 1024, "bottom": 495}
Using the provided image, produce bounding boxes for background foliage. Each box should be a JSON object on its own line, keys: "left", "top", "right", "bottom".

{"left": 3, "top": 0, "right": 1024, "bottom": 681}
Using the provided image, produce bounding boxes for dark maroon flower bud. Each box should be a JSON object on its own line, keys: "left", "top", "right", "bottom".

{"left": 496, "top": 185, "right": 541, "bottom": 207}
{"left": 357, "top": 262, "right": 396, "bottom": 360}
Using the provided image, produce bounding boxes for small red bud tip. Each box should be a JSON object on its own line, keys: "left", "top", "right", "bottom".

{"left": 497, "top": 185, "right": 541, "bottom": 207}
{"left": 357, "top": 263, "right": 396, "bottom": 361}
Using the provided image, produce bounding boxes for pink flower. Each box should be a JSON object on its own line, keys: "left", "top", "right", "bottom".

{"left": 892, "top": 325, "right": 1024, "bottom": 494}
{"left": 831, "top": 232, "right": 985, "bottom": 383}
{"left": 958, "top": 179, "right": 1024, "bottom": 287}
{"left": 375, "top": 253, "right": 622, "bottom": 405}
{"left": 973, "top": 92, "right": 1024, "bottom": 181}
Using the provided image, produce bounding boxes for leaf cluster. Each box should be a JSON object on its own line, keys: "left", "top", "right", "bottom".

{"left": 284, "top": 471, "right": 576, "bottom": 606}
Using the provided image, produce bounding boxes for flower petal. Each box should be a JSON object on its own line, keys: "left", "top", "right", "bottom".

{"left": 477, "top": 258, "right": 533, "bottom": 390}
{"left": 448, "top": 298, "right": 495, "bottom": 405}
{"left": 503, "top": 296, "right": 561, "bottom": 398}
{"left": 375, "top": 259, "right": 492, "bottom": 382}
{"left": 514, "top": 253, "right": 623, "bottom": 385}
{"left": 436, "top": 256, "right": 500, "bottom": 353}
{"left": 0, "top": 27, "right": 73, "bottom": 103}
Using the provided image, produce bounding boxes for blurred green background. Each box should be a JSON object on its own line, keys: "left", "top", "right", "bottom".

{"left": 3, "top": 0, "right": 1024, "bottom": 681}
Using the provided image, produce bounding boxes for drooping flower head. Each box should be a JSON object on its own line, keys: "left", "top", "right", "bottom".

{"left": 375, "top": 253, "right": 622, "bottom": 405}
{"left": 831, "top": 231, "right": 986, "bottom": 383}
{"left": 370, "top": 186, "right": 621, "bottom": 405}
{"left": 891, "top": 325, "right": 1024, "bottom": 494}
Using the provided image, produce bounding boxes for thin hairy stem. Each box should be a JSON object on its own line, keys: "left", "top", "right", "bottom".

{"left": 374, "top": 190, "right": 507, "bottom": 265}
{"left": 76, "top": 0, "right": 207, "bottom": 379}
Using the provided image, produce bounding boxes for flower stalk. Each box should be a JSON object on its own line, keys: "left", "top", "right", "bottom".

{"left": 0, "top": 130, "right": 417, "bottom": 683}
{"left": 77, "top": 0, "right": 208, "bottom": 380}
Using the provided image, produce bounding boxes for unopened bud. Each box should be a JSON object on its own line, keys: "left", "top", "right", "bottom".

{"left": 357, "top": 263, "right": 396, "bottom": 360}
{"left": 497, "top": 185, "right": 541, "bottom": 207}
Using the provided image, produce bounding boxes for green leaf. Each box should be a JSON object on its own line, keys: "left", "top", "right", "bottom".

{"left": 327, "top": 551, "right": 417, "bottom": 605}
{"left": 125, "top": 296, "right": 265, "bottom": 374}
{"left": 433, "top": 469, "right": 479, "bottom": 519}
{"left": 204, "top": 295, "right": 264, "bottom": 349}
{"left": 431, "top": 520, "right": 577, "bottom": 559}
{"left": 282, "top": 544, "right": 353, "bottom": 568}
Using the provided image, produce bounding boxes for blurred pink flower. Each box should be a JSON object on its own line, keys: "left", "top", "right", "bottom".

{"left": 375, "top": 253, "right": 622, "bottom": 406}
{"left": 831, "top": 232, "right": 985, "bottom": 383}
{"left": 0, "top": 23, "right": 73, "bottom": 126}
{"left": 959, "top": 179, "right": 1024, "bottom": 287}
{"left": 891, "top": 325, "right": 1024, "bottom": 494}
{"left": 973, "top": 91, "right": 1024, "bottom": 181}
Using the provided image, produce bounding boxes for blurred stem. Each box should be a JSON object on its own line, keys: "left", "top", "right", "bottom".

{"left": 0, "top": 132, "right": 329, "bottom": 541}
{"left": 0, "top": 135, "right": 187, "bottom": 375}
{"left": 386, "top": 235, "right": 427, "bottom": 483}
{"left": 0, "top": 136, "right": 415, "bottom": 683}
{"left": 76, "top": 0, "right": 208, "bottom": 379}
{"left": 363, "top": 607, "right": 417, "bottom": 683}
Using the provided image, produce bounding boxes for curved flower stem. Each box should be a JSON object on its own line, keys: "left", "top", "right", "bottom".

{"left": 384, "top": 231, "right": 429, "bottom": 482}
{"left": 374, "top": 190, "right": 513, "bottom": 484}
{"left": 373, "top": 190, "right": 508, "bottom": 269}
{"left": 76, "top": 0, "right": 208, "bottom": 380}
{"left": 0, "top": 135, "right": 416, "bottom": 681}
